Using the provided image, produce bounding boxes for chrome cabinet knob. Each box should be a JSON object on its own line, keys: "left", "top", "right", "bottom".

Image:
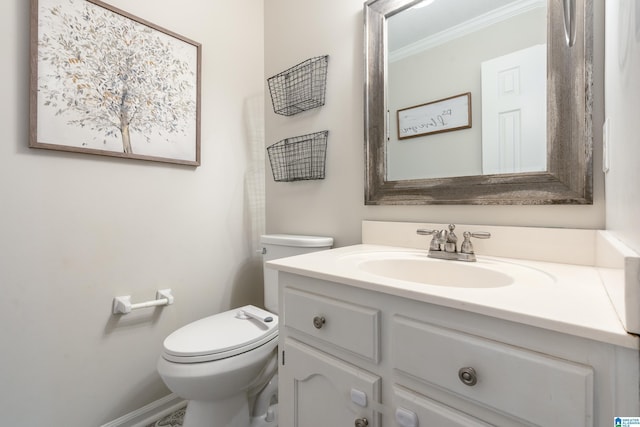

{"left": 355, "top": 418, "right": 369, "bottom": 427}
{"left": 458, "top": 367, "right": 478, "bottom": 386}
{"left": 313, "top": 316, "right": 326, "bottom": 329}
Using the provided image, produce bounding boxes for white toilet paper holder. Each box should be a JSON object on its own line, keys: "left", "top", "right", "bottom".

{"left": 112, "top": 289, "right": 174, "bottom": 314}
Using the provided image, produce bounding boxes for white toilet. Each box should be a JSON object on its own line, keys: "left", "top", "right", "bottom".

{"left": 157, "top": 234, "right": 333, "bottom": 427}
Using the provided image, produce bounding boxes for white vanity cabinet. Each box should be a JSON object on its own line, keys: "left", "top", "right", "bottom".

{"left": 277, "top": 272, "right": 639, "bottom": 427}
{"left": 278, "top": 283, "right": 382, "bottom": 427}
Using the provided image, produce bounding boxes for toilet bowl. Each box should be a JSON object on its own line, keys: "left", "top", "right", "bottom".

{"left": 158, "top": 306, "right": 278, "bottom": 427}
{"left": 157, "top": 234, "right": 333, "bottom": 427}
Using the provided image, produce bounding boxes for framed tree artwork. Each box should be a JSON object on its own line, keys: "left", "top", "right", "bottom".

{"left": 30, "top": 0, "right": 202, "bottom": 166}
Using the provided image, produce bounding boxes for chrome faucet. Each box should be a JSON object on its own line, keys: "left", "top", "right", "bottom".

{"left": 416, "top": 224, "right": 490, "bottom": 262}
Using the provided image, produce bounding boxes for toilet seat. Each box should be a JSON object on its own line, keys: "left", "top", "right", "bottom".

{"left": 162, "top": 305, "right": 279, "bottom": 363}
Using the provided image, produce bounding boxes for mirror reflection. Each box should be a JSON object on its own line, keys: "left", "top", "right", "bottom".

{"left": 386, "top": 0, "right": 547, "bottom": 181}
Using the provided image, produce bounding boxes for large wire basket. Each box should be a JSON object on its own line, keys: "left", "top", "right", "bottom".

{"left": 267, "top": 55, "right": 329, "bottom": 116}
{"left": 267, "top": 131, "right": 328, "bottom": 182}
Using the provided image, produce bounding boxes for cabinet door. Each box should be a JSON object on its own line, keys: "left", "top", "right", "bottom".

{"left": 279, "top": 339, "right": 381, "bottom": 427}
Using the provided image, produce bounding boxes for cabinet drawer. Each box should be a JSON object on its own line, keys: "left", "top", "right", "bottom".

{"left": 392, "top": 315, "right": 593, "bottom": 426}
{"left": 283, "top": 287, "right": 380, "bottom": 362}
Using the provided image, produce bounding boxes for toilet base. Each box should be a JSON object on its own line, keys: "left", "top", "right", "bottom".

{"left": 250, "top": 403, "right": 278, "bottom": 427}
{"left": 182, "top": 394, "right": 249, "bottom": 427}
{"left": 181, "top": 398, "right": 279, "bottom": 427}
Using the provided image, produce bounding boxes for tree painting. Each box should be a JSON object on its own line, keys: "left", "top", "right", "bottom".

{"left": 34, "top": 0, "right": 200, "bottom": 164}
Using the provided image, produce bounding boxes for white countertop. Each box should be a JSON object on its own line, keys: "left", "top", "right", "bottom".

{"left": 268, "top": 244, "right": 639, "bottom": 349}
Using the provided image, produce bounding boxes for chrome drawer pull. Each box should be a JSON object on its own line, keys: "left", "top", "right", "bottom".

{"left": 355, "top": 417, "right": 369, "bottom": 427}
{"left": 458, "top": 367, "right": 478, "bottom": 386}
{"left": 313, "top": 315, "right": 326, "bottom": 329}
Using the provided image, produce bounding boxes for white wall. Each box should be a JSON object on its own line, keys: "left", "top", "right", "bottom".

{"left": 0, "top": 0, "right": 264, "bottom": 425}
{"left": 265, "top": 0, "right": 605, "bottom": 247}
{"left": 604, "top": 0, "right": 640, "bottom": 253}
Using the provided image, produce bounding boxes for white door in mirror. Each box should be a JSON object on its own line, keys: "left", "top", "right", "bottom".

{"left": 481, "top": 44, "right": 547, "bottom": 175}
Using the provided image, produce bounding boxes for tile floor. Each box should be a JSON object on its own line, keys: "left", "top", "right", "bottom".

{"left": 145, "top": 405, "right": 186, "bottom": 427}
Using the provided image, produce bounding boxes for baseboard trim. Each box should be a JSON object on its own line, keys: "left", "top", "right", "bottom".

{"left": 100, "top": 393, "right": 187, "bottom": 427}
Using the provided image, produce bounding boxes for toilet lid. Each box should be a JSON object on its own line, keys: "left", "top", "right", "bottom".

{"left": 162, "top": 305, "right": 279, "bottom": 363}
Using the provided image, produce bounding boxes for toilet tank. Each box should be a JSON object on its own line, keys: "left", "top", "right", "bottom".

{"left": 261, "top": 234, "right": 333, "bottom": 314}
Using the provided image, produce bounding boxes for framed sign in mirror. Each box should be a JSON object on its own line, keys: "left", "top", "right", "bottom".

{"left": 397, "top": 92, "right": 471, "bottom": 139}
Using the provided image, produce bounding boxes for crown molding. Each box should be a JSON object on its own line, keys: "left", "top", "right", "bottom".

{"left": 389, "top": 0, "right": 546, "bottom": 63}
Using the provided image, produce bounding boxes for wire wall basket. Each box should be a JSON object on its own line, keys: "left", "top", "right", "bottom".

{"left": 267, "top": 55, "right": 329, "bottom": 116}
{"left": 267, "top": 131, "right": 328, "bottom": 182}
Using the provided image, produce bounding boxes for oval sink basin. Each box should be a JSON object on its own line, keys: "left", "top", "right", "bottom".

{"left": 337, "top": 250, "right": 556, "bottom": 289}
{"left": 358, "top": 258, "right": 513, "bottom": 288}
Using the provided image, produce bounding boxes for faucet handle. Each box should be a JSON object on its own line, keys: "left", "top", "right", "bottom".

{"left": 417, "top": 229, "right": 442, "bottom": 251}
{"left": 460, "top": 231, "right": 491, "bottom": 255}
{"left": 416, "top": 229, "right": 437, "bottom": 236}
{"left": 470, "top": 231, "right": 491, "bottom": 239}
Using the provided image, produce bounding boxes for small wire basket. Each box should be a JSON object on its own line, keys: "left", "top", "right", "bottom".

{"left": 267, "top": 55, "right": 329, "bottom": 116}
{"left": 267, "top": 131, "right": 328, "bottom": 182}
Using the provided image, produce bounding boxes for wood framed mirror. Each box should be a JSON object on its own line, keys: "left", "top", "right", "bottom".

{"left": 364, "top": 0, "right": 593, "bottom": 205}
